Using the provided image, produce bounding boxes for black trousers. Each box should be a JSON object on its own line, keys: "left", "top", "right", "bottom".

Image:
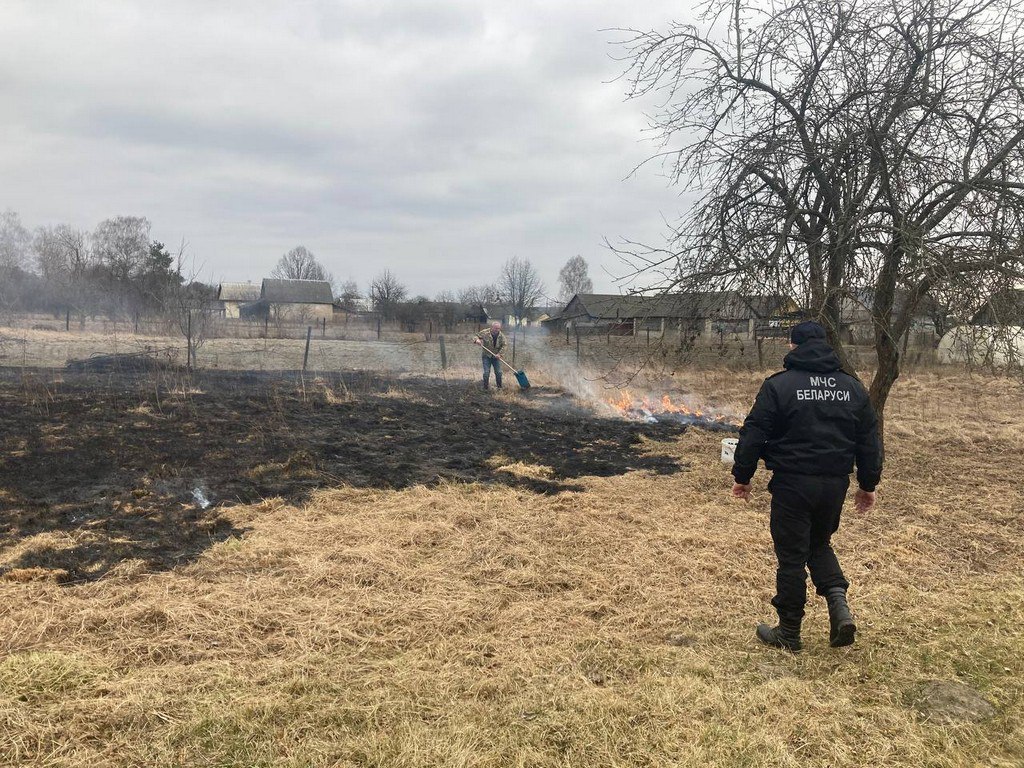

{"left": 768, "top": 473, "right": 850, "bottom": 619}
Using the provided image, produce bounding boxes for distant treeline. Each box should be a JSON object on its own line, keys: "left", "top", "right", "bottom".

{"left": 0, "top": 211, "right": 210, "bottom": 323}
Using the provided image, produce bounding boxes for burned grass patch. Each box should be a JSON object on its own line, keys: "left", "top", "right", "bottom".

{"left": 0, "top": 369, "right": 686, "bottom": 582}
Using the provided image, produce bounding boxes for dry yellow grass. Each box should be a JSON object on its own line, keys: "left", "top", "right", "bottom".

{"left": 0, "top": 370, "right": 1022, "bottom": 766}
{"left": 0, "top": 325, "right": 499, "bottom": 374}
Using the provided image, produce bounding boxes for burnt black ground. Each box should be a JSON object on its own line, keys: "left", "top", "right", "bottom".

{"left": 0, "top": 368, "right": 688, "bottom": 582}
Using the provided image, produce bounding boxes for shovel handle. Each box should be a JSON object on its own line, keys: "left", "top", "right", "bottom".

{"left": 480, "top": 344, "right": 518, "bottom": 372}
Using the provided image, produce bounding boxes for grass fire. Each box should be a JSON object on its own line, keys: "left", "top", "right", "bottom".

{"left": 605, "top": 390, "right": 741, "bottom": 432}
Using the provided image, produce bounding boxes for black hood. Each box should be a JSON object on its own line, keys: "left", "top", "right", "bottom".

{"left": 783, "top": 338, "right": 842, "bottom": 372}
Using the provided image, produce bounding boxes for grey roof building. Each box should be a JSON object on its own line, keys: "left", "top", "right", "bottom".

{"left": 555, "top": 292, "right": 793, "bottom": 323}
{"left": 261, "top": 279, "right": 334, "bottom": 305}
{"left": 216, "top": 282, "right": 262, "bottom": 302}
{"left": 217, "top": 282, "right": 263, "bottom": 318}
{"left": 548, "top": 291, "right": 799, "bottom": 339}
{"left": 235, "top": 279, "right": 336, "bottom": 321}
{"left": 971, "top": 288, "right": 1024, "bottom": 325}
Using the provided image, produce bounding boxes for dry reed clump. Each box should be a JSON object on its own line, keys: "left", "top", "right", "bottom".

{"left": 0, "top": 372, "right": 1022, "bottom": 766}
{"left": 312, "top": 376, "right": 353, "bottom": 405}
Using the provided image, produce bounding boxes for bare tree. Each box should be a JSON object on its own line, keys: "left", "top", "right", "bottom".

{"left": 497, "top": 256, "right": 545, "bottom": 323}
{"left": 457, "top": 284, "right": 500, "bottom": 308}
{"left": 92, "top": 216, "right": 150, "bottom": 283}
{"left": 616, "top": 0, "right": 1024, "bottom": 432}
{"left": 434, "top": 289, "right": 460, "bottom": 331}
{"left": 0, "top": 210, "right": 31, "bottom": 272}
{"left": 558, "top": 255, "right": 594, "bottom": 303}
{"left": 272, "top": 246, "right": 333, "bottom": 286}
{"left": 165, "top": 244, "right": 216, "bottom": 370}
{"left": 34, "top": 224, "right": 96, "bottom": 324}
{"left": 369, "top": 269, "right": 407, "bottom": 321}
{"left": 34, "top": 224, "right": 89, "bottom": 278}
{"left": 0, "top": 210, "right": 31, "bottom": 314}
{"left": 91, "top": 216, "right": 152, "bottom": 316}
{"left": 337, "top": 279, "right": 362, "bottom": 311}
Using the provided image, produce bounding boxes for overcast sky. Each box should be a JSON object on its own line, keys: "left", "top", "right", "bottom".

{"left": 1, "top": 0, "right": 695, "bottom": 300}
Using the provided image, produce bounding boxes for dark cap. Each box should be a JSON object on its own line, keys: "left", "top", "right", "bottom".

{"left": 790, "top": 321, "right": 828, "bottom": 345}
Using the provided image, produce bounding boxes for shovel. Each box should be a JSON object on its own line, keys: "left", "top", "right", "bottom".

{"left": 480, "top": 345, "right": 531, "bottom": 389}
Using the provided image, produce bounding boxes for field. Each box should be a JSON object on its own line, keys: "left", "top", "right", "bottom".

{"left": 0, "top": 352, "right": 1022, "bottom": 766}
{"left": 0, "top": 326, "right": 478, "bottom": 373}
{"left": 0, "top": 322, "right": 818, "bottom": 377}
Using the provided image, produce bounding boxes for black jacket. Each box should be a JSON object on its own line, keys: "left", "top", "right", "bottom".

{"left": 732, "top": 340, "right": 883, "bottom": 491}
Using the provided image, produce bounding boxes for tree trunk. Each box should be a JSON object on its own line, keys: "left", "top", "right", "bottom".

{"left": 823, "top": 306, "right": 856, "bottom": 374}
{"left": 821, "top": 278, "right": 856, "bottom": 374}
{"left": 807, "top": 239, "right": 825, "bottom": 311}
{"left": 869, "top": 334, "right": 898, "bottom": 441}
{"left": 868, "top": 238, "right": 904, "bottom": 443}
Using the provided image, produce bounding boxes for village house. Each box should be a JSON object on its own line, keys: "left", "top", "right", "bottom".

{"left": 488, "top": 304, "right": 560, "bottom": 328}
{"left": 548, "top": 292, "right": 797, "bottom": 341}
{"left": 970, "top": 288, "right": 1024, "bottom": 325}
{"left": 216, "top": 282, "right": 261, "bottom": 319}
{"left": 460, "top": 304, "right": 560, "bottom": 328}
{"left": 839, "top": 288, "right": 943, "bottom": 346}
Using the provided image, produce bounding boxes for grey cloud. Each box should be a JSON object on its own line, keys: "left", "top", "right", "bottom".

{"left": 78, "top": 107, "right": 326, "bottom": 161}
{"left": 311, "top": 0, "right": 487, "bottom": 43}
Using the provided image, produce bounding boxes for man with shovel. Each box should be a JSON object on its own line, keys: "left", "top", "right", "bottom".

{"left": 731, "top": 321, "right": 883, "bottom": 652}
{"left": 474, "top": 320, "right": 508, "bottom": 390}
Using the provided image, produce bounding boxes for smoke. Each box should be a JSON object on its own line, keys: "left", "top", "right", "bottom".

{"left": 519, "top": 325, "right": 743, "bottom": 425}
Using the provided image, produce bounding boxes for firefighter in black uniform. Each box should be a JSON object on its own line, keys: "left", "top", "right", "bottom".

{"left": 731, "top": 321, "right": 883, "bottom": 651}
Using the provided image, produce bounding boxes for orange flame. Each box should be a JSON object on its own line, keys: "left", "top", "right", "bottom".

{"left": 605, "top": 390, "right": 734, "bottom": 426}
{"left": 607, "top": 390, "right": 634, "bottom": 414}
{"left": 659, "top": 394, "right": 703, "bottom": 418}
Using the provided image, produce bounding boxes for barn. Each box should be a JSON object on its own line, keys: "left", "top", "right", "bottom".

{"left": 239, "top": 279, "right": 335, "bottom": 323}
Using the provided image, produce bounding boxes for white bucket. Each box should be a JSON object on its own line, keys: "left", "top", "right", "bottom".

{"left": 721, "top": 438, "right": 739, "bottom": 464}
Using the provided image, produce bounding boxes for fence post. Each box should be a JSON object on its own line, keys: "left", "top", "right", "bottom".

{"left": 377, "top": 316, "right": 382, "bottom": 340}
{"left": 439, "top": 335, "right": 448, "bottom": 370}
{"left": 322, "top": 317, "right": 326, "bottom": 338}
{"left": 565, "top": 325, "right": 569, "bottom": 345}
{"left": 512, "top": 326, "right": 517, "bottom": 365}
{"left": 575, "top": 326, "right": 581, "bottom": 364}
{"left": 303, "top": 325, "right": 312, "bottom": 371}
{"left": 186, "top": 309, "right": 193, "bottom": 372}
{"left": 65, "top": 309, "right": 70, "bottom": 332}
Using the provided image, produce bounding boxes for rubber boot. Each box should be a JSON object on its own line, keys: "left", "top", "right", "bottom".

{"left": 826, "top": 587, "right": 856, "bottom": 647}
{"left": 756, "top": 614, "right": 802, "bottom": 652}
